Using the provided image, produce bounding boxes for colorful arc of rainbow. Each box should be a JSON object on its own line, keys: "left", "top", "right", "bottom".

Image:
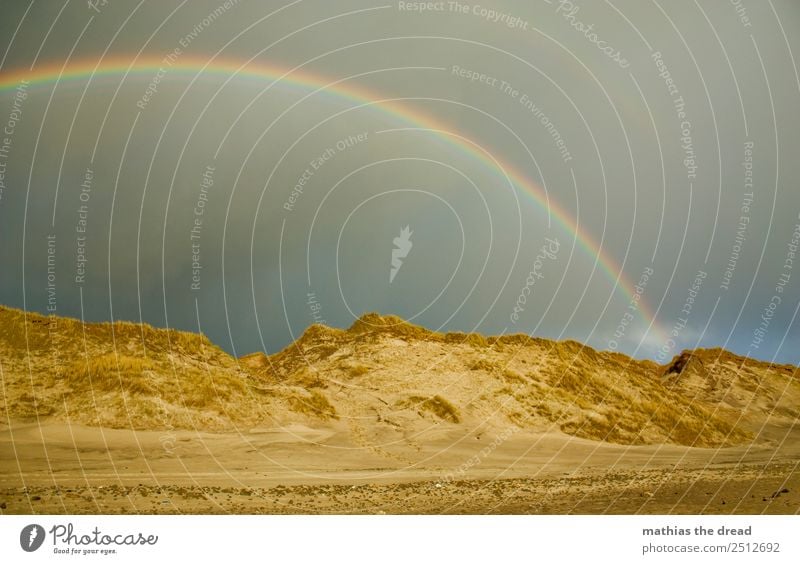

{"left": 0, "top": 56, "right": 663, "bottom": 344}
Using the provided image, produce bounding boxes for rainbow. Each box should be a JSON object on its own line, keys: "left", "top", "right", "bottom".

{"left": 0, "top": 56, "right": 663, "bottom": 343}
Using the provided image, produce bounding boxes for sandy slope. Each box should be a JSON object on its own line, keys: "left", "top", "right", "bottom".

{"left": 1, "top": 420, "right": 798, "bottom": 514}
{"left": 1, "top": 306, "right": 798, "bottom": 514}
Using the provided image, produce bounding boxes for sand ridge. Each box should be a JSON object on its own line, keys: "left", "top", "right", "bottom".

{"left": 1, "top": 306, "right": 798, "bottom": 514}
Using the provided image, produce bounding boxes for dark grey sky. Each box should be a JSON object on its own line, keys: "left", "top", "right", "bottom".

{"left": 1, "top": 0, "right": 799, "bottom": 363}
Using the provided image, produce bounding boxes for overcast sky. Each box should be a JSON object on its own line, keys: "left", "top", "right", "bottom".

{"left": 1, "top": 0, "right": 799, "bottom": 363}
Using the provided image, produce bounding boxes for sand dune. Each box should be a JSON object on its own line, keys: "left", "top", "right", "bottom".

{"left": 1, "top": 306, "right": 798, "bottom": 514}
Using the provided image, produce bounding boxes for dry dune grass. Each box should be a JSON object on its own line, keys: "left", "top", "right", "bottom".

{"left": 288, "top": 389, "right": 338, "bottom": 420}
{"left": 662, "top": 349, "right": 800, "bottom": 424}
{"left": 398, "top": 394, "right": 461, "bottom": 423}
{"left": 0, "top": 306, "right": 274, "bottom": 429}
{"left": 53, "top": 352, "right": 261, "bottom": 429}
{"left": 489, "top": 332, "right": 756, "bottom": 445}
{"left": 1, "top": 306, "right": 796, "bottom": 447}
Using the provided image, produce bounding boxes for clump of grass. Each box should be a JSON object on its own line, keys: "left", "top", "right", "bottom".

{"left": 299, "top": 324, "right": 343, "bottom": 343}
{"left": 489, "top": 334, "right": 542, "bottom": 347}
{"left": 348, "top": 313, "right": 436, "bottom": 341}
{"left": 62, "top": 354, "right": 159, "bottom": 394}
{"left": 444, "top": 332, "right": 488, "bottom": 347}
{"left": 6, "top": 391, "right": 55, "bottom": 418}
{"left": 502, "top": 368, "right": 527, "bottom": 385}
{"left": 290, "top": 368, "right": 327, "bottom": 388}
{"left": 289, "top": 390, "right": 338, "bottom": 420}
{"left": 640, "top": 399, "right": 749, "bottom": 447}
{"left": 398, "top": 395, "right": 460, "bottom": 423}
{"left": 553, "top": 370, "right": 586, "bottom": 394}
{"left": 180, "top": 372, "right": 247, "bottom": 409}
{"left": 344, "top": 363, "right": 370, "bottom": 377}
{"left": 470, "top": 358, "right": 497, "bottom": 372}
{"left": 60, "top": 352, "right": 252, "bottom": 415}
